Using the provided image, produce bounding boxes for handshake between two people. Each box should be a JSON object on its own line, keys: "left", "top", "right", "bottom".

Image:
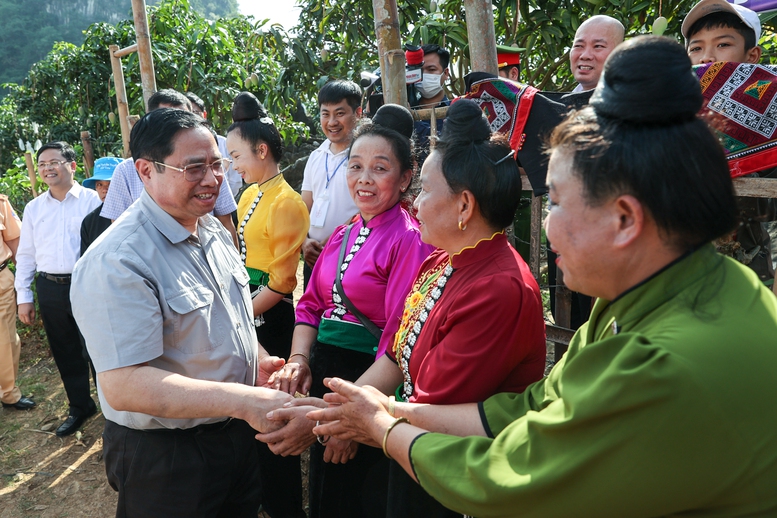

{"left": 253, "top": 355, "right": 390, "bottom": 465}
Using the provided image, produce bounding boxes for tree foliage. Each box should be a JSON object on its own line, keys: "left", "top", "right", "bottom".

{"left": 0, "top": 0, "right": 237, "bottom": 94}
{"left": 0, "top": 0, "right": 303, "bottom": 173}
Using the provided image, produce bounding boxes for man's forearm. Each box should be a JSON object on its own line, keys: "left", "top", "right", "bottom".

{"left": 100, "top": 364, "right": 291, "bottom": 431}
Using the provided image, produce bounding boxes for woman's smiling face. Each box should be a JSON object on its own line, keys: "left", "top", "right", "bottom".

{"left": 346, "top": 134, "right": 410, "bottom": 222}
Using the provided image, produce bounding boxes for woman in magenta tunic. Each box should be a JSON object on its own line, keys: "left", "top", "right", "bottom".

{"left": 265, "top": 104, "right": 433, "bottom": 518}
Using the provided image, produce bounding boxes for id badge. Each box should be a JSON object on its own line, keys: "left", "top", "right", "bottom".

{"left": 310, "top": 196, "right": 330, "bottom": 227}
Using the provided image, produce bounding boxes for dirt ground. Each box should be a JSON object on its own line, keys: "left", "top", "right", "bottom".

{"left": 0, "top": 331, "right": 114, "bottom": 518}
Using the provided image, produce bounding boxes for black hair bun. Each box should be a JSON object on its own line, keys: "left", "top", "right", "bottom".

{"left": 590, "top": 35, "right": 702, "bottom": 125}
{"left": 441, "top": 99, "right": 491, "bottom": 143}
{"left": 232, "top": 91, "right": 268, "bottom": 122}
{"left": 372, "top": 104, "right": 414, "bottom": 139}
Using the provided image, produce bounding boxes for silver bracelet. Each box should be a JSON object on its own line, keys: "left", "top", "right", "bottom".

{"left": 315, "top": 420, "right": 330, "bottom": 445}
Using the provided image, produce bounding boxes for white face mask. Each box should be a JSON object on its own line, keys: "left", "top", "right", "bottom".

{"left": 417, "top": 73, "right": 443, "bottom": 99}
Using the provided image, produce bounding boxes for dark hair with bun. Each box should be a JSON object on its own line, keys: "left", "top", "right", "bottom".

{"left": 550, "top": 35, "right": 737, "bottom": 250}
{"left": 435, "top": 99, "right": 522, "bottom": 230}
{"left": 228, "top": 91, "right": 283, "bottom": 163}
{"left": 350, "top": 104, "right": 415, "bottom": 177}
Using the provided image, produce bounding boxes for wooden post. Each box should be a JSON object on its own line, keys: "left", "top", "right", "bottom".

{"left": 373, "top": 0, "right": 407, "bottom": 107}
{"left": 110, "top": 45, "right": 132, "bottom": 158}
{"left": 131, "top": 0, "right": 157, "bottom": 111}
{"left": 24, "top": 152, "right": 37, "bottom": 198}
{"left": 463, "top": 0, "right": 499, "bottom": 75}
{"left": 529, "top": 189, "right": 542, "bottom": 281}
{"left": 553, "top": 269, "right": 572, "bottom": 362}
{"left": 81, "top": 131, "right": 94, "bottom": 178}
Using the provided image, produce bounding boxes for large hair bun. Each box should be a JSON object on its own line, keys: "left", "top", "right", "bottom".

{"left": 232, "top": 91, "right": 268, "bottom": 122}
{"left": 590, "top": 36, "right": 702, "bottom": 125}
{"left": 441, "top": 99, "right": 491, "bottom": 143}
{"left": 372, "top": 104, "right": 414, "bottom": 139}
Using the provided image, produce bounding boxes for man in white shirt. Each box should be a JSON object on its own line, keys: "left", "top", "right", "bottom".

{"left": 570, "top": 15, "right": 625, "bottom": 92}
{"left": 100, "top": 89, "right": 238, "bottom": 245}
{"left": 301, "top": 80, "right": 361, "bottom": 285}
{"left": 15, "top": 141, "right": 101, "bottom": 436}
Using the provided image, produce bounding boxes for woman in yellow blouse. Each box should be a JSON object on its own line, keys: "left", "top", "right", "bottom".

{"left": 226, "top": 91, "right": 309, "bottom": 518}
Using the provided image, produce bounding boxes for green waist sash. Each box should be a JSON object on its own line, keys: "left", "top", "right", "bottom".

{"left": 318, "top": 318, "right": 379, "bottom": 356}
{"left": 246, "top": 267, "right": 269, "bottom": 287}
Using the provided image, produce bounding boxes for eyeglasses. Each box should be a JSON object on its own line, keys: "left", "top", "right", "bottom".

{"left": 38, "top": 160, "right": 70, "bottom": 170}
{"left": 153, "top": 158, "right": 231, "bottom": 183}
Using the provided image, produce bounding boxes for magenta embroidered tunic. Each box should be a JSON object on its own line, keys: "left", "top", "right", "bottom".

{"left": 296, "top": 203, "right": 434, "bottom": 358}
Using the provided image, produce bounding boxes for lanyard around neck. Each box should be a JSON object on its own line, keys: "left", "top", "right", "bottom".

{"left": 325, "top": 153, "right": 348, "bottom": 190}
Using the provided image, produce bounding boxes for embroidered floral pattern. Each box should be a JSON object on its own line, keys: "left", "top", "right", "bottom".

{"left": 393, "top": 261, "right": 454, "bottom": 401}
{"left": 331, "top": 226, "right": 371, "bottom": 319}
{"left": 238, "top": 190, "right": 264, "bottom": 263}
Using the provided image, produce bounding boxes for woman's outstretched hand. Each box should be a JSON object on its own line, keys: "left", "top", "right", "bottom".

{"left": 307, "top": 377, "right": 392, "bottom": 447}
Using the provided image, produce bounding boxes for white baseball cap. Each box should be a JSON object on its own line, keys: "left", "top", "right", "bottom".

{"left": 682, "top": 0, "right": 761, "bottom": 42}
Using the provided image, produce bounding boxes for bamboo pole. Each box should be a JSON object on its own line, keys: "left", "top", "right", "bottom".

{"left": 110, "top": 45, "right": 132, "bottom": 158}
{"left": 373, "top": 0, "right": 407, "bottom": 107}
{"left": 733, "top": 177, "right": 777, "bottom": 198}
{"left": 24, "top": 152, "right": 37, "bottom": 198}
{"left": 131, "top": 0, "right": 157, "bottom": 111}
{"left": 114, "top": 43, "right": 138, "bottom": 58}
{"left": 80, "top": 131, "right": 94, "bottom": 178}
{"left": 410, "top": 106, "right": 448, "bottom": 121}
{"left": 463, "top": 0, "right": 499, "bottom": 75}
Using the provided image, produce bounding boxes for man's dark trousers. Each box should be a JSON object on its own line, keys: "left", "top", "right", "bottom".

{"left": 35, "top": 275, "right": 95, "bottom": 417}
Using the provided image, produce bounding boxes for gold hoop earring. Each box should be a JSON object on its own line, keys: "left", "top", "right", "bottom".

{"left": 458, "top": 220, "right": 466, "bottom": 231}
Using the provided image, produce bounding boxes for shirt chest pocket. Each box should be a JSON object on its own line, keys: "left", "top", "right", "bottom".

{"left": 164, "top": 285, "right": 226, "bottom": 354}
{"left": 229, "top": 267, "right": 254, "bottom": 320}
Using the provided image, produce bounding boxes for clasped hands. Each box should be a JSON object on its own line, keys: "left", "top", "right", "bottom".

{"left": 258, "top": 360, "right": 391, "bottom": 463}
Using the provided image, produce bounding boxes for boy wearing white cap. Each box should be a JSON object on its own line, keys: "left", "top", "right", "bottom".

{"left": 683, "top": 0, "right": 777, "bottom": 287}
{"left": 683, "top": 0, "right": 762, "bottom": 65}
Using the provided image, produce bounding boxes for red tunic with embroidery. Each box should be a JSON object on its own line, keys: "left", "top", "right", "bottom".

{"left": 388, "top": 232, "right": 546, "bottom": 404}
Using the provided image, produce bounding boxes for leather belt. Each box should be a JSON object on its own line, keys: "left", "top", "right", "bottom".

{"left": 145, "top": 418, "right": 235, "bottom": 435}
{"left": 39, "top": 272, "right": 72, "bottom": 284}
{"left": 0, "top": 260, "right": 9, "bottom": 272}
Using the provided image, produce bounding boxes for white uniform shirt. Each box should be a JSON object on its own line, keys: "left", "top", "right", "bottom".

{"left": 15, "top": 182, "right": 101, "bottom": 304}
{"left": 217, "top": 135, "right": 243, "bottom": 197}
{"left": 301, "top": 140, "right": 358, "bottom": 243}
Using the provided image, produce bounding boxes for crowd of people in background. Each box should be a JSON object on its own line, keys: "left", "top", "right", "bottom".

{"left": 1, "top": 0, "right": 777, "bottom": 517}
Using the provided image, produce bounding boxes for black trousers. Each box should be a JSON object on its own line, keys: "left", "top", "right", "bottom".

{"left": 309, "top": 340, "right": 389, "bottom": 518}
{"left": 254, "top": 297, "right": 306, "bottom": 518}
{"left": 36, "top": 276, "right": 96, "bottom": 417}
{"left": 103, "top": 419, "right": 262, "bottom": 518}
{"left": 387, "top": 460, "right": 460, "bottom": 517}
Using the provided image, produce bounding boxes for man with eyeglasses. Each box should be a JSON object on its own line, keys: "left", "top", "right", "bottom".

{"left": 100, "top": 89, "right": 238, "bottom": 246}
{"left": 15, "top": 141, "right": 101, "bottom": 435}
{"left": 71, "top": 108, "right": 291, "bottom": 517}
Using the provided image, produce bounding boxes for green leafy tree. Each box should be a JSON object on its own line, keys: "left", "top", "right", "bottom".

{"left": 0, "top": 0, "right": 238, "bottom": 95}
{"left": 0, "top": 0, "right": 303, "bottom": 172}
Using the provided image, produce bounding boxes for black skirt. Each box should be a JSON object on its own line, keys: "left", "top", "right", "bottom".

{"left": 308, "top": 340, "right": 389, "bottom": 518}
